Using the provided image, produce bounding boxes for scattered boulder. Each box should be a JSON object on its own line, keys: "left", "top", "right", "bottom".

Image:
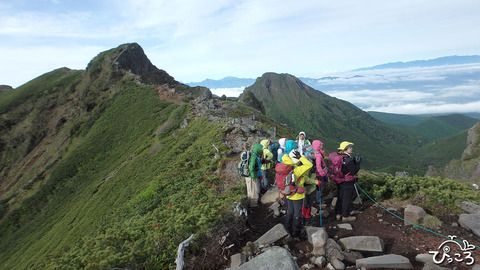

{"left": 261, "top": 188, "right": 280, "bottom": 204}
{"left": 415, "top": 253, "right": 434, "bottom": 264}
{"left": 310, "top": 256, "right": 326, "bottom": 267}
{"left": 325, "top": 238, "right": 345, "bottom": 262}
{"left": 305, "top": 226, "right": 323, "bottom": 244}
{"left": 254, "top": 223, "right": 288, "bottom": 247}
{"left": 311, "top": 228, "right": 329, "bottom": 256}
{"left": 331, "top": 258, "right": 345, "bottom": 270}
{"left": 422, "top": 262, "right": 450, "bottom": 270}
{"left": 341, "top": 251, "right": 363, "bottom": 264}
{"left": 458, "top": 214, "right": 480, "bottom": 237}
{"left": 226, "top": 246, "right": 298, "bottom": 270}
{"left": 404, "top": 204, "right": 427, "bottom": 225}
{"left": 356, "top": 254, "right": 413, "bottom": 269}
{"left": 230, "top": 253, "right": 246, "bottom": 268}
{"left": 339, "top": 236, "right": 384, "bottom": 252}
{"left": 460, "top": 201, "right": 480, "bottom": 214}
{"left": 337, "top": 223, "right": 353, "bottom": 230}
{"left": 269, "top": 202, "right": 281, "bottom": 217}
{"left": 331, "top": 197, "right": 337, "bottom": 207}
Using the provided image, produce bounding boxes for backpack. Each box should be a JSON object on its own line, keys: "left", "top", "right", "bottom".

{"left": 270, "top": 143, "right": 280, "bottom": 162}
{"left": 238, "top": 151, "right": 252, "bottom": 177}
{"left": 327, "top": 152, "right": 356, "bottom": 184}
{"left": 275, "top": 163, "right": 303, "bottom": 196}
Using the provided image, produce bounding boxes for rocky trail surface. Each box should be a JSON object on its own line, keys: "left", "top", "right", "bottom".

{"left": 205, "top": 187, "right": 480, "bottom": 270}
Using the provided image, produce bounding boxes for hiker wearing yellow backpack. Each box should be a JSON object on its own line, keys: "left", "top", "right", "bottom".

{"left": 259, "top": 139, "right": 274, "bottom": 193}
{"left": 279, "top": 140, "right": 313, "bottom": 239}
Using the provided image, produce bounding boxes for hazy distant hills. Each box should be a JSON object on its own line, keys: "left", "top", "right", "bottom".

{"left": 185, "top": 76, "right": 255, "bottom": 89}
{"left": 187, "top": 55, "right": 480, "bottom": 118}
{"left": 354, "top": 55, "right": 480, "bottom": 71}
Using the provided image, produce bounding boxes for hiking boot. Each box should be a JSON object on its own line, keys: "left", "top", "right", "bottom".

{"left": 336, "top": 214, "right": 341, "bottom": 221}
{"left": 342, "top": 216, "right": 356, "bottom": 222}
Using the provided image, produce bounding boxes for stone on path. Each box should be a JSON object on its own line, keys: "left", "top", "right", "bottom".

{"left": 337, "top": 223, "right": 353, "bottom": 230}
{"left": 415, "top": 253, "right": 434, "bottom": 264}
{"left": 404, "top": 204, "right": 427, "bottom": 225}
{"left": 226, "top": 246, "right": 298, "bottom": 270}
{"left": 356, "top": 254, "right": 413, "bottom": 269}
{"left": 261, "top": 188, "right": 280, "bottom": 204}
{"left": 269, "top": 202, "right": 281, "bottom": 217}
{"left": 311, "top": 228, "right": 329, "bottom": 256}
{"left": 422, "top": 262, "right": 450, "bottom": 270}
{"left": 230, "top": 253, "right": 246, "bottom": 268}
{"left": 305, "top": 226, "right": 323, "bottom": 244}
{"left": 254, "top": 223, "right": 288, "bottom": 246}
{"left": 458, "top": 214, "right": 480, "bottom": 237}
{"left": 461, "top": 201, "right": 480, "bottom": 214}
{"left": 339, "top": 236, "right": 384, "bottom": 252}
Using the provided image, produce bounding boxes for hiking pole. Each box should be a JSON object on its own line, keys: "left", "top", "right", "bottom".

{"left": 353, "top": 184, "right": 362, "bottom": 205}
{"left": 319, "top": 189, "right": 323, "bottom": 227}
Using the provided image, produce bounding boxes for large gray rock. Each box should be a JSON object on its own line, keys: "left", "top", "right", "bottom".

{"left": 422, "top": 262, "right": 450, "bottom": 270}
{"left": 230, "top": 253, "right": 246, "bottom": 268}
{"left": 305, "top": 226, "right": 324, "bottom": 244}
{"left": 339, "top": 236, "right": 384, "bottom": 252}
{"left": 254, "top": 223, "right": 288, "bottom": 246}
{"left": 311, "top": 228, "right": 329, "bottom": 256}
{"left": 226, "top": 246, "right": 299, "bottom": 270}
{"left": 458, "top": 214, "right": 480, "bottom": 237}
{"left": 261, "top": 188, "right": 280, "bottom": 204}
{"left": 404, "top": 204, "right": 427, "bottom": 225}
{"left": 331, "top": 258, "right": 345, "bottom": 270}
{"left": 325, "top": 238, "right": 345, "bottom": 262}
{"left": 461, "top": 201, "right": 480, "bottom": 214}
{"left": 415, "top": 253, "right": 434, "bottom": 264}
{"left": 356, "top": 254, "right": 413, "bottom": 269}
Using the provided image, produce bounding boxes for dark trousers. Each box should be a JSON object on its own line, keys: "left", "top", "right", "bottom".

{"left": 335, "top": 181, "right": 355, "bottom": 217}
{"left": 285, "top": 198, "right": 303, "bottom": 237}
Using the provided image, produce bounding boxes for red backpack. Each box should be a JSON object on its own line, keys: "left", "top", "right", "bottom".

{"left": 275, "top": 163, "right": 303, "bottom": 196}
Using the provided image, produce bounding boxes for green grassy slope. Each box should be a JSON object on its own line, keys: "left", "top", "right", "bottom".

{"left": 0, "top": 77, "right": 244, "bottom": 269}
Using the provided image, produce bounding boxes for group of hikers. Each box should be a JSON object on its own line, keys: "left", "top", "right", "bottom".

{"left": 241, "top": 131, "right": 362, "bottom": 239}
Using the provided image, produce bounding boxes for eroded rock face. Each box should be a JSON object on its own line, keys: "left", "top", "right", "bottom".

{"left": 115, "top": 43, "right": 177, "bottom": 85}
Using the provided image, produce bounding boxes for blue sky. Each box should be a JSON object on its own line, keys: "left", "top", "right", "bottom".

{"left": 1, "top": 0, "right": 479, "bottom": 91}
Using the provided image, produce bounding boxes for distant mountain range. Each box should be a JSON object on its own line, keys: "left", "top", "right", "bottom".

{"left": 185, "top": 76, "right": 255, "bottom": 89}
{"left": 186, "top": 55, "right": 480, "bottom": 118}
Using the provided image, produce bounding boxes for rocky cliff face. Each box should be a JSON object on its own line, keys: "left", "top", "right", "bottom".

{"left": 426, "top": 121, "right": 480, "bottom": 182}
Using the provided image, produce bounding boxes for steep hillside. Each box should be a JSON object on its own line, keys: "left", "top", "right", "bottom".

{"left": 398, "top": 114, "right": 478, "bottom": 142}
{"left": 0, "top": 43, "right": 294, "bottom": 269}
{"left": 368, "top": 111, "right": 427, "bottom": 126}
{"left": 243, "top": 73, "right": 422, "bottom": 171}
{"left": 426, "top": 122, "right": 480, "bottom": 182}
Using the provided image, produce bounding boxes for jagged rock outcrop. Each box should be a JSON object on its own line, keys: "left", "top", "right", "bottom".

{"left": 0, "top": 85, "right": 13, "bottom": 93}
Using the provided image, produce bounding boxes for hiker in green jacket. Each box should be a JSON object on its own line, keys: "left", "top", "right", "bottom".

{"left": 260, "top": 139, "right": 274, "bottom": 193}
{"left": 246, "top": 143, "right": 263, "bottom": 207}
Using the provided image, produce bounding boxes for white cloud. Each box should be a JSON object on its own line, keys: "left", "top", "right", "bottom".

{"left": 0, "top": 45, "right": 106, "bottom": 87}
{"left": 210, "top": 87, "right": 245, "bottom": 97}
{"left": 364, "top": 100, "right": 480, "bottom": 115}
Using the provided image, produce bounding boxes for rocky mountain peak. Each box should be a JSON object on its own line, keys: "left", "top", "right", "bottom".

{"left": 0, "top": 85, "right": 13, "bottom": 93}
{"left": 86, "top": 43, "right": 177, "bottom": 86}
